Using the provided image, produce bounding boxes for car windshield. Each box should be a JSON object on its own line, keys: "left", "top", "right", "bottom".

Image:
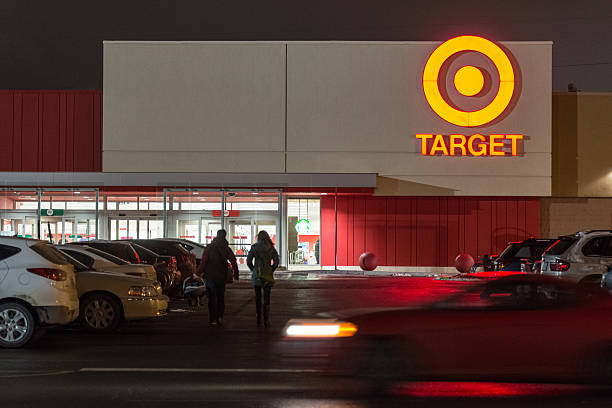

{"left": 85, "top": 246, "right": 129, "bottom": 265}
{"left": 545, "top": 236, "right": 579, "bottom": 255}
{"left": 132, "top": 243, "right": 161, "bottom": 260}
{"left": 31, "top": 243, "right": 71, "bottom": 265}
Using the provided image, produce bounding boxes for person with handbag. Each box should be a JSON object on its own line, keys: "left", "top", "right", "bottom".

{"left": 247, "top": 230, "right": 279, "bottom": 328}
{"left": 197, "top": 229, "right": 239, "bottom": 326}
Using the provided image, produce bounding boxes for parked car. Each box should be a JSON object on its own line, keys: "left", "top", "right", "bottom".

{"left": 154, "top": 238, "right": 205, "bottom": 261}
{"left": 56, "top": 244, "right": 158, "bottom": 282}
{"left": 72, "top": 240, "right": 141, "bottom": 264}
{"left": 541, "top": 230, "right": 612, "bottom": 284}
{"left": 281, "top": 275, "right": 612, "bottom": 385}
{"left": 0, "top": 237, "right": 79, "bottom": 348}
{"left": 601, "top": 265, "right": 612, "bottom": 289}
{"left": 125, "top": 239, "right": 196, "bottom": 281}
{"left": 61, "top": 252, "right": 168, "bottom": 332}
{"left": 493, "top": 238, "right": 556, "bottom": 272}
{"left": 129, "top": 243, "right": 180, "bottom": 293}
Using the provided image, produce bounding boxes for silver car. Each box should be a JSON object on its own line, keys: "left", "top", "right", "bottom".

{"left": 541, "top": 230, "right": 612, "bottom": 284}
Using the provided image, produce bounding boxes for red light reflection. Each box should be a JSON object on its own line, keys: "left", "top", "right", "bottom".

{"left": 394, "top": 381, "right": 592, "bottom": 398}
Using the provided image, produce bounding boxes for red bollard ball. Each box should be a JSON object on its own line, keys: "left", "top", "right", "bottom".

{"left": 359, "top": 252, "right": 378, "bottom": 271}
{"left": 455, "top": 253, "right": 475, "bottom": 273}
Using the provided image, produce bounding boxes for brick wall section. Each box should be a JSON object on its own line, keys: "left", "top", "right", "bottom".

{"left": 541, "top": 198, "right": 612, "bottom": 238}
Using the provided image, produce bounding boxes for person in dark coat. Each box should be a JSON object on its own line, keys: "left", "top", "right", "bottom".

{"left": 247, "top": 230, "right": 279, "bottom": 328}
{"left": 197, "top": 229, "right": 239, "bottom": 326}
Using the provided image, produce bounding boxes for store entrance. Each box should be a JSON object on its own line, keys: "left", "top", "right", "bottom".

{"left": 175, "top": 217, "right": 222, "bottom": 244}
{"left": 109, "top": 217, "right": 164, "bottom": 240}
{"left": 226, "top": 215, "right": 278, "bottom": 267}
{"left": 40, "top": 215, "right": 96, "bottom": 244}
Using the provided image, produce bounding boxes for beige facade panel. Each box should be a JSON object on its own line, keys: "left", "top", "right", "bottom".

{"left": 287, "top": 152, "right": 551, "bottom": 177}
{"left": 287, "top": 42, "right": 552, "bottom": 153}
{"left": 104, "top": 41, "right": 552, "bottom": 195}
{"left": 103, "top": 151, "right": 285, "bottom": 173}
{"left": 103, "top": 42, "right": 286, "bottom": 158}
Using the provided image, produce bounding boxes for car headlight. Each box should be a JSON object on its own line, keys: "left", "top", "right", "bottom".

{"left": 283, "top": 319, "right": 357, "bottom": 338}
{"left": 128, "top": 286, "right": 158, "bottom": 297}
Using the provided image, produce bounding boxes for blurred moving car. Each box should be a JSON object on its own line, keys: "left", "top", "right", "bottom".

{"left": 0, "top": 238, "right": 79, "bottom": 348}
{"left": 57, "top": 245, "right": 157, "bottom": 282}
{"left": 542, "top": 230, "right": 612, "bottom": 284}
{"left": 493, "top": 238, "right": 556, "bottom": 272}
{"left": 125, "top": 239, "right": 196, "bottom": 281}
{"left": 61, "top": 253, "right": 168, "bottom": 332}
{"left": 282, "top": 275, "right": 612, "bottom": 385}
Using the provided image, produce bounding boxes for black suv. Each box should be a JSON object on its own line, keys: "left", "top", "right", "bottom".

{"left": 493, "top": 238, "right": 556, "bottom": 272}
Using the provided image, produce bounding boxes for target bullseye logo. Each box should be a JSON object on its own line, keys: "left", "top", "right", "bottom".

{"left": 423, "top": 35, "right": 515, "bottom": 127}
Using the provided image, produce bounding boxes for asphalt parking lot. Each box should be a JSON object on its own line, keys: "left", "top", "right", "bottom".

{"left": 3, "top": 275, "right": 612, "bottom": 407}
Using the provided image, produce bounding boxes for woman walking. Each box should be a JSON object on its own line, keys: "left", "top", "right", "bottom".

{"left": 247, "top": 230, "right": 279, "bottom": 328}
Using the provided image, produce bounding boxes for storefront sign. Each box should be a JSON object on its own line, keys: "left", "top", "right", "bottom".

{"left": 419, "top": 35, "right": 523, "bottom": 156}
{"left": 212, "top": 210, "right": 240, "bottom": 217}
{"left": 40, "top": 209, "right": 64, "bottom": 216}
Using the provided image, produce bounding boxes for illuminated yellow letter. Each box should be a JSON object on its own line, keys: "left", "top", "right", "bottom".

{"left": 416, "top": 134, "right": 433, "bottom": 155}
{"left": 449, "top": 134, "right": 467, "bottom": 156}
{"left": 467, "top": 134, "right": 487, "bottom": 156}
{"left": 505, "top": 134, "right": 524, "bottom": 156}
{"left": 429, "top": 134, "right": 449, "bottom": 156}
{"left": 489, "top": 134, "right": 505, "bottom": 156}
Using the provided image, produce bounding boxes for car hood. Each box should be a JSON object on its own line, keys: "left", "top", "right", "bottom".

{"left": 102, "top": 264, "right": 157, "bottom": 281}
{"left": 76, "top": 270, "right": 157, "bottom": 287}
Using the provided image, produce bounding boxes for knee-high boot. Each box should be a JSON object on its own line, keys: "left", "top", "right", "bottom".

{"left": 263, "top": 304, "right": 270, "bottom": 328}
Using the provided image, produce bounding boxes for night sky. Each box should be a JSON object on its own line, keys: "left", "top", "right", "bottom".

{"left": 2, "top": 0, "right": 611, "bottom": 90}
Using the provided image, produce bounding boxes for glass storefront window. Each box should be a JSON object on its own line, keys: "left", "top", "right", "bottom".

{"left": 224, "top": 191, "right": 281, "bottom": 266}
{"left": 166, "top": 190, "right": 222, "bottom": 244}
{"left": 103, "top": 191, "right": 164, "bottom": 240}
{"left": 0, "top": 190, "right": 39, "bottom": 238}
{"left": 288, "top": 198, "right": 320, "bottom": 265}
{"left": 40, "top": 190, "right": 98, "bottom": 244}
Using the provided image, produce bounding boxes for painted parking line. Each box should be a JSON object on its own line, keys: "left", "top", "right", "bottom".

{"left": 80, "top": 367, "right": 321, "bottom": 373}
{"left": 0, "top": 370, "right": 74, "bottom": 378}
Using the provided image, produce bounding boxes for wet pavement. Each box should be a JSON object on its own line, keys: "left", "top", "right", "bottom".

{"left": 2, "top": 275, "right": 612, "bottom": 407}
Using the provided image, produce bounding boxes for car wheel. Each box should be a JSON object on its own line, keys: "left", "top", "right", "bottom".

{"left": 80, "top": 294, "right": 122, "bottom": 332}
{"left": 0, "top": 303, "right": 36, "bottom": 348}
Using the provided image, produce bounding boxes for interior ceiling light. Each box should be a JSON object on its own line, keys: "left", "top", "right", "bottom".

{"left": 74, "top": 192, "right": 80, "bottom": 194}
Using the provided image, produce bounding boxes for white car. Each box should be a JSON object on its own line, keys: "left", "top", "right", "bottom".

{"left": 62, "top": 253, "right": 169, "bottom": 332}
{"left": 0, "top": 237, "right": 79, "bottom": 348}
{"left": 57, "top": 244, "right": 157, "bottom": 282}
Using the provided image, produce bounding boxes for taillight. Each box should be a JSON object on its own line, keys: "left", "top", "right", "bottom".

{"left": 132, "top": 249, "right": 141, "bottom": 264}
{"left": 549, "top": 261, "right": 570, "bottom": 272}
{"left": 27, "top": 268, "right": 67, "bottom": 281}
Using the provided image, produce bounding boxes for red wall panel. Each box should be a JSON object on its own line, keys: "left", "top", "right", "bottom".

{"left": 321, "top": 196, "right": 541, "bottom": 268}
{"left": 0, "top": 91, "right": 102, "bottom": 172}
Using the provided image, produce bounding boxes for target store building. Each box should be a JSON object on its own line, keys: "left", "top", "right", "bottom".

{"left": 0, "top": 36, "right": 559, "bottom": 271}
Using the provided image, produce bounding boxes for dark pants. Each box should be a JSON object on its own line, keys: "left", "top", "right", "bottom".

{"left": 254, "top": 286, "right": 271, "bottom": 314}
{"left": 206, "top": 280, "right": 226, "bottom": 323}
